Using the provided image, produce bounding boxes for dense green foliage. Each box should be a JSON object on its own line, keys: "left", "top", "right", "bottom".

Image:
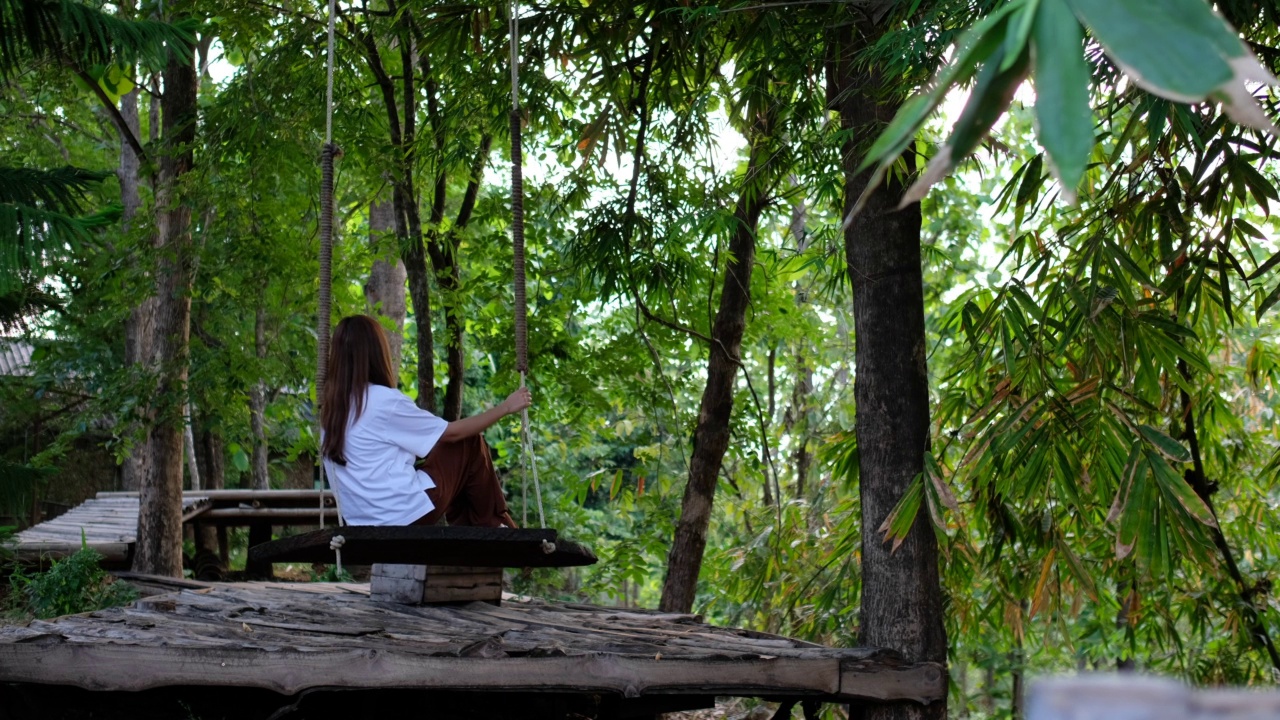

{"left": 3, "top": 0, "right": 1280, "bottom": 715}
{"left": 8, "top": 545, "right": 138, "bottom": 619}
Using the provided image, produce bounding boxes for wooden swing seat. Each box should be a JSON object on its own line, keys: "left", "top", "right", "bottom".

{"left": 247, "top": 525, "right": 596, "bottom": 568}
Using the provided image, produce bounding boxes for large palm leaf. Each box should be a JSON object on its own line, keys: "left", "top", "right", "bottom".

{"left": 0, "top": 166, "right": 120, "bottom": 294}
{"left": 0, "top": 0, "right": 194, "bottom": 77}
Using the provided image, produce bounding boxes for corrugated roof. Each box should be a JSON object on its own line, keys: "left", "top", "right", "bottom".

{"left": 0, "top": 340, "right": 33, "bottom": 377}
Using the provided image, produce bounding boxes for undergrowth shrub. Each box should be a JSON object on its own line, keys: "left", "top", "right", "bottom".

{"left": 9, "top": 545, "right": 137, "bottom": 619}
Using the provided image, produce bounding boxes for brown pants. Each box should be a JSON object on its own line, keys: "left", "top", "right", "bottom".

{"left": 412, "top": 435, "right": 517, "bottom": 528}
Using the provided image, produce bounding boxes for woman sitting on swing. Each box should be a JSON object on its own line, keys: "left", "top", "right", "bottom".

{"left": 320, "top": 314, "right": 529, "bottom": 528}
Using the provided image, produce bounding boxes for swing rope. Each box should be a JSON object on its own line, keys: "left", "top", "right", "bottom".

{"left": 318, "top": 0, "right": 345, "bottom": 570}
{"left": 509, "top": 0, "right": 545, "bottom": 531}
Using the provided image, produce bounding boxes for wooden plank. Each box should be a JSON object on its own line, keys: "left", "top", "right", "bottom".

{"left": 0, "top": 644, "right": 851, "bottom": 697}
{"left": 13, "top": 542, "right": 132, "bottom": 564}
{"left": 839, "top": 656, "right": 947, "bottom": 704}
{"left": 202, "top": 508, "right": 340, "bottom": 520}
{"left": 98, "top": 490, "right": 335, "bottom": 503}
{"left": 248, "top": 526, "right": 597, "bottom": 568}
{"left": 0, "top": 583, "right": 946, "bottom": 704}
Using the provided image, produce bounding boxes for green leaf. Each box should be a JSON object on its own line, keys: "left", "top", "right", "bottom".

{"left": 1054, "top": 533, "right": 1098, "bottom": 600}
{"left": 855, "top": 0, "right": 1022, "bottom": 205}
{"left": 1068, "top": 0, "right": 1278, "bottom": 133}
{"left": 1257, "top": 280, "right": 1280, "bottom": 321}
{"left": 1002, "top": 0, "right": 1040, "bottom": 72}
{"left": 1031, "top": 0, "right": 1093, "bottom": 201}
{"left": 1067, "top": 0, "right": 1233, "bottom": 100}
{"left": 878, "top": 473, "right": 925, "bottom": 553}
{"left": 901, "top": 42, "right": 1031, "bottom": 206}
{"left": 1139, "top": 424, "right": 1191, "bottom": 463}
{"left": 1146, "top": 450, "right": 1217, "bottom": 529}
{"left": 922, "top": 452, "right": 960, "bottom": 534}
{"left": 231, "top": 448, "right": 250, "bottom": 473}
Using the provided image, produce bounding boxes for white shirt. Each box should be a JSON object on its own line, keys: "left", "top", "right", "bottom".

{"left": 322, "top": 384, "right": 449, "bottom": 526}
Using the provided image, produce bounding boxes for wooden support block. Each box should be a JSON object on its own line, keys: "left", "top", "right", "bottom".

{"left": 425, "top": 566, "right": 502, "bottom": 605}
{"left": 370, "top": 564, "right": 425, "bottom": 604}
{"left": 370, "top": 564, "right": 503, "bottom": 605}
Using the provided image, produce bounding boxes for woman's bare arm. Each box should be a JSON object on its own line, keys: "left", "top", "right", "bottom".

{"left": 439, "top": 388, "right": 532, "bottom": 442}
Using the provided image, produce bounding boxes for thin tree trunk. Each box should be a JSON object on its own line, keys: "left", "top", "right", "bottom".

{"left": 184, "top": 401, "right": 200, "bottom": 490}
{"left": 134, "top": 47, "right": 198, "bottom": 577}
{"left": 1179, "top": 361, "right": 1280, "bottom": 671}
{"left": 787, "top": 334, "right": 813, "bottom": 498}
{"left": 830, "top": 22, "right": 946, "bottom": 720}
{"left": 660, "top": 120, "right": 774, "bottom": 614}
{"left": 401, "top": 199, "right": 435, "bottom": 412}
{"left": 250, "top": 301, "right": 269, "bottom": 491}
{"left": 365, "top": 199, "right": 407, "bottom": 372}
{"left": 203, "top": 427, "right": 225, "bottom": 490}
{"left": 118, "top": 0, "right": 152, "bottom": 492}
{"left": 356, "top": 17, "right": 435, "bottom": 412}
{"left": 120, "top": 79, "right": 153, "bottom": 492}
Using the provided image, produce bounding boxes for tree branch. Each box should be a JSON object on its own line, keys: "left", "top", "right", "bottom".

{"left": 453, "top": 134, "right": 494, "bottom": 233}
{"left": 74, "top": 67, "right": 148, "bottom": 166}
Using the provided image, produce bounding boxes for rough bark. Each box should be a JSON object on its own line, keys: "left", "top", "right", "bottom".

{"left": 830, "top": 22, "right": 946, "bottom": 720}
{"left": 120, "top": 79, "right": 153, "bottom": 493}
{"left": 133, "top": 48, "right": 198, "bottom": 578}
{"left": 365, "top": 199, "right": 407, "bottom": 372}
{"left": 660, "top": 123, "right": 773, "bottom": 614}
{"left": 250, "top": 301, "right": 269, "bottom": 491}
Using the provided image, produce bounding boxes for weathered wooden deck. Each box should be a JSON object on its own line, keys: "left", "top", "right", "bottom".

{"left": 7, "top": 490, "right": 338, "bottom": 565}
{"left": 8, "top": 493, "right": 212, "bottom": 564}
{"left": 0, "top": 579, "right": 945, "bottom": 717}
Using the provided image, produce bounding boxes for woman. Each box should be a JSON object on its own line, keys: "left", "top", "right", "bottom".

{"left": 320, "top": 314, "right": 530, "bottom": 527}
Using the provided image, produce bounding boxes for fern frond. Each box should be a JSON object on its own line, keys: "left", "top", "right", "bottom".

{"left": 0, "top": 165, "right": 108, "bottom": 215}
{"left": 0, "top": 201, "right": 121, "bottom": 294}
{"left": 0, "top": 0, "right": 195, "bottom": 78}
{"left": 0, "top": 283, "right": 62, "bottom": 331}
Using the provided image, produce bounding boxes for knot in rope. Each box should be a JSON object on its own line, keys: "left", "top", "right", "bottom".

{"left": 330, "top": 534, "right": 345, "bottom": 551}
{"left": 540, "top": 539, "right": 556, "bottom": 555}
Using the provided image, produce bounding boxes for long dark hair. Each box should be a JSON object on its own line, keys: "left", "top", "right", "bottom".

{"left": 321, "top": 315, "right": 396, "bottom": 465}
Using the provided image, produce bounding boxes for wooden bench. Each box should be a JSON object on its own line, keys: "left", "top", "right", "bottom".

{"left": 248, "top": 526, "right": 597, "bottom": 606}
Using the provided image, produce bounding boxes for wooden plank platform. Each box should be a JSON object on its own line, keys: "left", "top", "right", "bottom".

{"left": 8, "top": 494, "right": 212, "bottom": 563}
{"left": 248, "top": 526, "right": 598, "bottom": 568}
{"left": 7, "top": 490, "right": 343, "bottom": 564}
{"left": 0, "top": 581, "right": 946, "bottom": 706}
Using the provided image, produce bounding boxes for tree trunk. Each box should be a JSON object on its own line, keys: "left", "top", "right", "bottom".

{"left": 401, "top": 200, "right": 436, "bottom": 412}
{"left": 425, "top": 134, "right": 491, "bottom": 421}
{"left": 357, "top": 20, "right": 434, "bottom": 412}
{"left": 660, "top": 123, "right": 773, "bottom": 614}
{"left": 787, "top": 333, "right": 813, "bottom": 498}
{"left": 250, "top": 301, "right": 269, "bottom": 491}
{"left": 201, "top": 426, "right": 225, "bottom": 490}
{"left": 365, "top": 199, "right": 408, "bottom": 372}
{"left": 119, "top": 64, "right": 153, "bottom": 493}
{"left": 183, "top": 401, "right": 200, "bottom": 490}
{"left": 134, "top": 48, "right": 198, "bottom": 577}
{"left": 830, "top": 23, "right": 946, "bottom": 720}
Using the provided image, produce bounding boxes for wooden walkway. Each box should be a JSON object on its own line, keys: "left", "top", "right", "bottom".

{"left": 8, "top": 490, "right": 339, "bottom": 564}
{"left": 0, "top": 579, "right": 945, "bottom": 711}
{"left": 8, "top": 494, "right": 212, "bottom": 563}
